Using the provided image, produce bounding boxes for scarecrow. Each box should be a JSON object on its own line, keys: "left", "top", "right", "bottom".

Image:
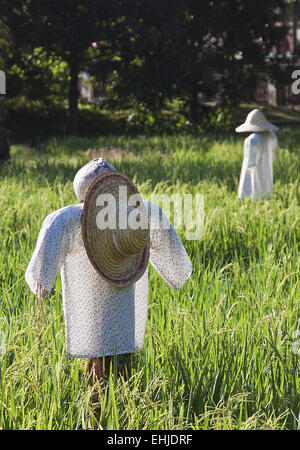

{"left": 25, "top": 158, "right": 192, "bottom": 425}
{"left": 235, "top": 109, "right": 279, "bottom": 200}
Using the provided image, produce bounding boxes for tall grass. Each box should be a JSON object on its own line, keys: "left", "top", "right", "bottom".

{"left": 0, "top": 130, "right": 299, "bottom": 429}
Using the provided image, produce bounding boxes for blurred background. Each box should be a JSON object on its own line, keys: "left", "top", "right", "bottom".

{"left": 1, "top": 0, "right": 300, "bottom": 158}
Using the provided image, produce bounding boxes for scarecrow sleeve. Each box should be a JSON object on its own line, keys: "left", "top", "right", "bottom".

{"left": 147, "top": 202, "right": 193, "bottom": 290}
{"left": 246, "top": 136, "right": 259, "bottom": 169}
{"left": 25, "top": 208, "right": 73, "bottom": 299}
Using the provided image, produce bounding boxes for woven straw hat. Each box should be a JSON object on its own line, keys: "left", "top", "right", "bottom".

{"left": 82, "top": 170, "right": 150, "bottom": 287}
{"left": 235, "top": 109, "right": 279, "bottom": 133}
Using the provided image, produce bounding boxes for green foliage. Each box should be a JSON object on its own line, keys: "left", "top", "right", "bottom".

{"left": 3, "top": 0, "right": 288, "bottom": 130}
{"left": 199, "top": 106, "right": 234, "bottom": 132}
{"left": 5, "top": 100, "right": 237, "bottom": 141}
{"left": 7, "top": 48, "right": 69, "bottom": 105}
{"left": 4, "top": 0, "right": 124, "bottom": 133}
{"left": 179, "top": 0, "right": 287, "bottom": 120}
{"left": 0, "top": 130, "right": 299, "bottom": 429}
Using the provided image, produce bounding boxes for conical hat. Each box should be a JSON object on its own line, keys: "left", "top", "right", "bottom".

{"left": 235, "top": 109, "right": 279, "bottom": 132}
{"left": 82, "top": 171, "right": 150, "bottom": 287}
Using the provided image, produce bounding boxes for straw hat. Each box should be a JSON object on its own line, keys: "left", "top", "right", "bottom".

{"left": 82, "top": 170, "right": 150, "bottom": 287}
{"left": 235, "top": 109, "right": 279, "bottom": 133}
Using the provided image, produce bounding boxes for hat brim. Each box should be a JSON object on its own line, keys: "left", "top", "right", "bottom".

{"left": 82, "top": 171, "right": 150, "bottom": 287}
{"left": 235, "top": 122, "right": 279, "bottom": 132}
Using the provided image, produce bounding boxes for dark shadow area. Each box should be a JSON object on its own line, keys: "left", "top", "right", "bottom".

{"left": 6, "top": 101, "right": 243, "bottom": 146}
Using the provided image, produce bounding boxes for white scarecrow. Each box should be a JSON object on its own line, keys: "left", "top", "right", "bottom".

{"left": 25, "top": 158, "right": 192, "bottom": 421}
{"left": 235, "top": 109, "right": 279, "bottom": 200}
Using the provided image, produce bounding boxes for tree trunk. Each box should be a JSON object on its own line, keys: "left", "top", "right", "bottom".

{"left": 276, "top": 81, "right": 286, "bottom": 106}
{"left": 67, "top": 58, "right": 79, "bottom": 135}
{"left": 293, "top": 0, "right": 298, "bottom": 63}
{"left": 190, "top": 81, "right": 199, "bottom": 123}
{"left": 0, "top": 95, "right": 9, "bottom": 162}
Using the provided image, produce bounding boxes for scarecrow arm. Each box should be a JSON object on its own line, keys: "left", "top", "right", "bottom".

{"left": 146, "top": 202, "right": 193, "bottom": 291}
{"left": 25, "top": 206, "right": 78, "bottom": 298}
{"left": 245, "top": 135, "right": 260, "bottom": 169}
{"left": 26, "top": 273, "right": 49, "bottom": 299}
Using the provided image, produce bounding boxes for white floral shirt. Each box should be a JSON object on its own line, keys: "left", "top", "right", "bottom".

{"left": 238, "top": 131, "right": 278, "bottom": 199}
{"left": 25, "top": 201, "right": 192, "bottom": 357}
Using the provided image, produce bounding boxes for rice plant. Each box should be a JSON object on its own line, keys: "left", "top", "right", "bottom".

{"left": 0, "top": 130, "right": 299, "bottom": 429}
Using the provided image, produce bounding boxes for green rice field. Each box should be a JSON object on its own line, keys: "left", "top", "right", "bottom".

{"left": 0, "top": 129, "right": 299, "bottom": 429}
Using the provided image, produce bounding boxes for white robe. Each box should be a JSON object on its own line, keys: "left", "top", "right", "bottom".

{"left": 25, "top": 201, "right": 192, "bottom": 358}
{"left": 238, "top": 131, "right": 277, "bottom": 200}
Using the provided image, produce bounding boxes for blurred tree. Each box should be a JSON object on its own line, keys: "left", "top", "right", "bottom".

{"left": 89, "top": 0, "right": 186, "bottom": 111}
{"left": 3, "top": 0, "right": 289, "bottom": 133}
{"left": 90, "top": 0, "right": 287, "bottom": 122}
{"left": 7, "top": 48, "right": 69, "bottom": 108}
{"left": 5, "top": 0, "right": 187, "bottom": 129}
{"left": 272, "top": 0, "right": 299, "bottom": 105}
{"left": 178, "top": 0, "right": 287, "bottom": 122}
{"left": 5, "top": 0, "right": 119, "bottom": 134}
